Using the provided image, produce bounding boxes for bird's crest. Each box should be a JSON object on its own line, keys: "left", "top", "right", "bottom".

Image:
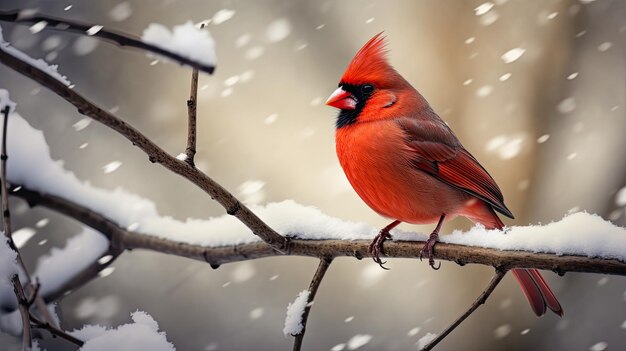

{"left": 340, "top": 32, "right": 400, "bottom": 87}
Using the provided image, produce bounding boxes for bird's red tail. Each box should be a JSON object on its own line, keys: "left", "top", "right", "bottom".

{"left": 480, "top": 205, "right": 563, "bottom": 317}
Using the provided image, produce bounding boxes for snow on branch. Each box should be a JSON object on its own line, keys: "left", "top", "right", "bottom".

{"left": 0, "top": 27, "right": 71, "bottom": 86}
{"left": 71, "top": 311, "right": 174, "bottom": 351}
{"left": 283, "top": 290, "right": 310, "bottom": 336}
{"left": 142, "top": 21, "right": 216, "bottom": 69}
{"left": 0, "top": 10, "right": 215, "bottom": 74}
{"left": 33, "top": 227, "right": 109, "bottom": 299}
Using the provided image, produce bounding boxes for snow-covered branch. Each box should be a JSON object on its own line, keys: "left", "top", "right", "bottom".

{"left": 0, "top": 9, "right": 216, "bottom": 74}
{"left": 9, "top": 183, "right": 626, "bottom": 307}
{"left": 0, "top": 43, "right": 289, "bottom": 253}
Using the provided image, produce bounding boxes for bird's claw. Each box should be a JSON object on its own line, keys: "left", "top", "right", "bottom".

{"left": 368, "top": 229, "right": 392, "bottom": 270}
{"left": 419, "top": 232, "right": 441, "bottom": 270}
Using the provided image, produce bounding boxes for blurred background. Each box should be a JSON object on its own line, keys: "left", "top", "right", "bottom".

{"left": 0, "top": 0, "right": 625, "bottom": 350}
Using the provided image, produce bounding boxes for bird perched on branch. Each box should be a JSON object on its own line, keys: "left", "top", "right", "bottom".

{"left": 325, "top": 33, "right": 562, "bottom": 317}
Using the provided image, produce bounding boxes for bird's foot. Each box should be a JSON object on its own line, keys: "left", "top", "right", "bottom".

{"left": 419, "top": 231, "right": 441, "bottom": 270}
{"left": 368, "top": 229, "right": 393, "bottom": 270}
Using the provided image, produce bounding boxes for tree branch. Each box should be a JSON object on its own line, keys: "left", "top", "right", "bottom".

{"left": 0, "top": 46, "right": 289, "bottom": 253}
{"left": 0, "top": 9, "right": 215, "bottom": 74}
{"left": 2, "top": 105, "right": 32, "bottom": 350}
{"left": 30, "top": 314, "right": 84, "bottom": 347}
{"left": 419, "top": 269, "right": 508, "bottom": 351}
{"left": 11, "top": 275, "right": 32, "bottom": 351}
{"left": 9, "top": 184, "right": 626, "bottom": 281}
{"left": 292, "top": 257, "right": 333, "bottom": 351}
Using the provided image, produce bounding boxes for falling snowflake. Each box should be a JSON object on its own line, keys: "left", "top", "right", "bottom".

{"left": 266, "top": 18, "right": 291, "bottom": 43}
{"left": 102, "top": 161, "right": 122, "bottom": 173}
{"left": 501, "top": 48, "right": 526, "bottom": 63}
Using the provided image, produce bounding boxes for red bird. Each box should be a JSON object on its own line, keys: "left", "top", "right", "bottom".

{"left": 326, "top": 33, "right": 562, "bottom": 317}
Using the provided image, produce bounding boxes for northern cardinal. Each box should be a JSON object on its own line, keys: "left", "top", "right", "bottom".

{"left": 326, "top": 33, "right": 562, "bottom": 317}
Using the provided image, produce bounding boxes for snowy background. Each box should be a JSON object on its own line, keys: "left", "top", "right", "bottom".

{"left": 0, "top": 0, "right": 625, "bottom": 350}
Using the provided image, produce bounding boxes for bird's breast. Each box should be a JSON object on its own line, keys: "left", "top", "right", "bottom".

{"left": 335, "top": 120, "right": 467, "bottom": 224}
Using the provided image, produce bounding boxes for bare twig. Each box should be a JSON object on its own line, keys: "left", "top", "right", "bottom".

{"left": 183, "top": 24, "right": 203, "bottom": 166}
{"left": 30, "top": 314, "right": 84, "bottom": 347}
{"left": 26, "top": 279, "right": 41, "bottom": 307}
{"left": 12, "top": 275, "right": 32, "bottom": 350}
{"left": 2, "top": 105, "right": 32, "bottom": 350}
{"left": 0, "top": 46, "right": 289, "bottom": 253}
{"left": 293, "top": 257, "right": 333, "bottom": 351}
{"left": 0, "top": 9, "right": 215, "bottom": 74}
{"left": 419, "top": 269, "right": 508, "bottom": 351}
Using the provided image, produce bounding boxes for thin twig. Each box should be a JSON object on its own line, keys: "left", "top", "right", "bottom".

{"left": 26, "top": 279, "right": 41, "bottom": 307}
{"left": 2, "top": 105, "right": 32, "bottom": 350}
{"left": 0, "top": 9, "right": 215, "bottom": 74}
{"left": 419, "top": 269, "right": 508, "bottom": 351}
{"left": 0, "top": 46, "right": 289, "bottom": 253}
{"left": 293, "top": 257, "right": 333, "bottom": 351}
{"left": 30, "top": 314, "right": 84, "bottom": 347}
{"left": 185, "top": 56, "right": 199, "bottom": 166}
{"left": 184, "top": 23, "right": 205, "bottom": 166}
{"left": 11, "top": 275, "right": 32, "bottom": 351}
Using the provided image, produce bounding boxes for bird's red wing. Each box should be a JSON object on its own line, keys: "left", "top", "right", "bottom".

{"left": 398, "top": 117, "right": 514, "bottom": 218}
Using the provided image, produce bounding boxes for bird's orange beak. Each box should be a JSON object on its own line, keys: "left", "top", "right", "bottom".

{"left": 325, "top": 87, "right": 356, "bottom": 110}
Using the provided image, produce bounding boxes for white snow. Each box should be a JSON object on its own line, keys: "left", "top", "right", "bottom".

{"left": 597, "top": 42, "right": 612, "bottom": 52}
{"left": 231, "top": 262, "right": 256, "bottom": 283}
{"left": 0, "top": 26, "right": 71, "bottom": 86}
{"left": 499, "top": 73, "right": 511, "bottom": 81}
{"left": 245, "top": 46, "right": 264, "bottom": 60}
{"left": 264, "top": 113, "right": 278, "bottom": 125}
{"left": 537, "top": 134, "right": 550, "bottom": 144}
{"left": 249, "top": 307, "right": 264, "bottom": 320}
{"left": 417, "top": 333, "right": 438, "bottom": 350}
{"left": 11, "top": 227, "right": 36, "bottom": 248}
{"left": 102, "top": 161, "right": 122, "bottom": 173}
{"left": 283, "top": 290, "right": 310, "bottom": 336}
{"left": 73, "top": 36, "right": 99, "bottom": 56}
{"left": 501, "top": 48, "right": 526, "bottom": 63}
{"left": 408, "top": 327, "right": 420, "bottom": 336}
{"left": 265, "top": 19, "right": 291, "bottom": 43}
{"left": 485, "top": 134, "right": 525, "bottom": 160}
{"left": 476, "top": 85, "right": 493, "bottom": 97}
{"left": 29, "top": 21, "right": 47, "bottom": 34}
{"left": 212, "top": 9, "right": 236, "bottom": 25}
{"left": 73, "top": 117, "right": 92, "bottom": 131}
{"left": 493, "top": 324, "right": 511, "bottom": 339}
{"left": 72, "top": 311, "right": 175, "bottom": 351}
{"left": 109, "top": 2, "right": 133, "bottom": 22}
{"left": 33, "top": 227, "right": 108, "bottom": 297}
{"left": 557, "top": 97, "right": 576, "bottom": 113}
{"left": 86, "top": 25, "right": 103, "bottom": 36}
{"left": 474, "top": 3, "right": 495, "bottom": 16}
{"left": 589, "top": 342, "right": 608, "bottom": 351}
{"left": 141, "top": 21, "right": 216, "bottom": 68}
{"left": 237, "top": 180, "right": 266, "bottom": 205}
{"left": 347, "top": 334, "right": 372, "bottom": 349}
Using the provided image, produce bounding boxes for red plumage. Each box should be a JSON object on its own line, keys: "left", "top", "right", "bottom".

{"left": 327, "top": 33, "right": 562, "bottom": 317}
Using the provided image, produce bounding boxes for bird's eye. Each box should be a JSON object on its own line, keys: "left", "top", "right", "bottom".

{"left": 361, "top": 84, "right": 374, "bottom": 95}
